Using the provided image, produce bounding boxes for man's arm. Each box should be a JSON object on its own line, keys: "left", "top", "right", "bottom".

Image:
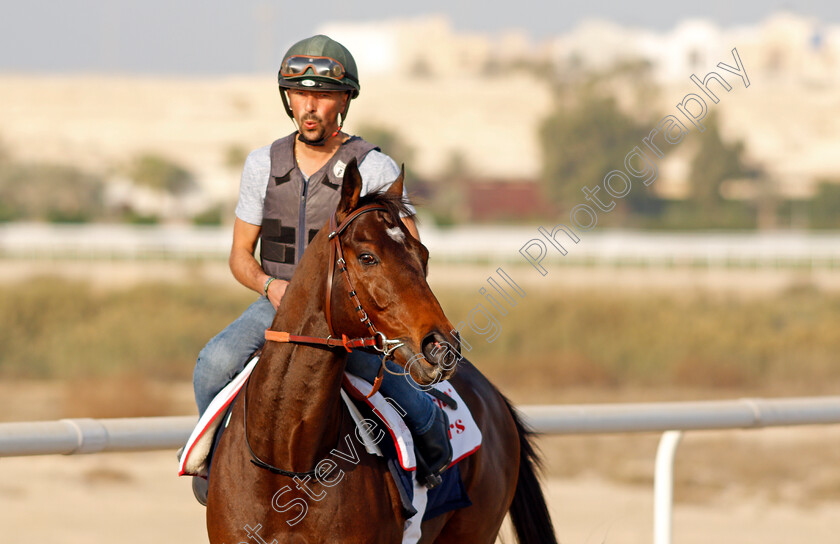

{"left": 229, "top": 217, "right": 288, "bottom": 308}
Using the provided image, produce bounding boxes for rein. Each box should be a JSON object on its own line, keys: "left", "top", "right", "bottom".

{"left": 245, "top": 204, "right": 406, "bottom": 478}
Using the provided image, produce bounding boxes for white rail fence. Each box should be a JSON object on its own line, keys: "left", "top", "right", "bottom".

{"left": 2, "top": 397, "right": 840, "bottom": 544}
{"left": 4, "top": 223, "right": 840, "bottom": 269}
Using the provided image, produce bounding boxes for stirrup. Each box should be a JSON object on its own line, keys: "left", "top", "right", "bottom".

{"left": 192, "top": 476, "right": 208, "bottom": 506}
{"left": 415, "top": 454, "right": 443, "bottom": 489}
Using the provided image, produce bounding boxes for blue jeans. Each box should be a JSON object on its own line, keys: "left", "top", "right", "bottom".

{"left": 345, "top": 351, "right": 437, "bottom": 434}
{"left": 194, "top": 296, "right": 276, "bottom": 415}
{"left": 193, "top": 296, "right": 436, "bottom": 434}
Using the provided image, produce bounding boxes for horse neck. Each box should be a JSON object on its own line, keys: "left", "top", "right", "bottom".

{"left": 246, "top": 241, "right": 346, "bottom": 472}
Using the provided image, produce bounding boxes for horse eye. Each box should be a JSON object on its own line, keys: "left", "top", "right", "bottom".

{"left": 358, "top": 253, "right": 378, "bottom": 266}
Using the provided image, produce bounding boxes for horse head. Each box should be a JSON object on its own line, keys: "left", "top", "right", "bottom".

{"left": 326, "top": 158, "right": 460, "bottom": 386}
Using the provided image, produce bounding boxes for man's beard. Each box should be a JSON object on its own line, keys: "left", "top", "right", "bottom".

{"left": 300, "top": 113, "right": 326, "bottom": 141}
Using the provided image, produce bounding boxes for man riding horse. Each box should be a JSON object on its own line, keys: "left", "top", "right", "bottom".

{"left": 191, "top": 34, "right": 452, "bottom": 504}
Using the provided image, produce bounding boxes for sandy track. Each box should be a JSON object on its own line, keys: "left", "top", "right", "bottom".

{"left": 2, "top": 448, "right": 838, "bottom": 544}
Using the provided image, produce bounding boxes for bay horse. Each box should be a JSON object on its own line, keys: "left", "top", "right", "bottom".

{"left": 206, "top": 159, "right": 557, "bottom": 544}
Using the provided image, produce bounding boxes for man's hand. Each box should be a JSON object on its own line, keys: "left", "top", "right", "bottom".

{"left": 266, "top": 278, "right": 289, "bottom": 309}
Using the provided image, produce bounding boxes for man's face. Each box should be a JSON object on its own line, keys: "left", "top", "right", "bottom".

{"left": 287, "top": 89, "right": 349, "bottom": 143}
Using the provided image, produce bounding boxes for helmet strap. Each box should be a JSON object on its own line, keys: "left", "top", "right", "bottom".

{"left": 280, "top": 89, "right": 294, "bottom": 119}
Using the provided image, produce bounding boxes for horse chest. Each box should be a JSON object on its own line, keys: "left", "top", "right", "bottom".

{"left": 208, "top": 414, "right": 404, "bottom": 543}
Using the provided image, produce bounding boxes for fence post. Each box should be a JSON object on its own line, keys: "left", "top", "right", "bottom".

{"left": 654, "top": 430, "right": 682, "bottom": 544}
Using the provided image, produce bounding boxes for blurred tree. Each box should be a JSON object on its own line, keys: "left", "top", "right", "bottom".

{"left": 224, "top": 144, "right": 249, "bottom": 171}
{"left": 808, "top": 180, "right": 840, "bottom": 229}
{"left": 538, "top": 58, "right": 666, "bottom": 223}
{"left": 191, "top": 204, "right": 227, "bottom": 226}
{"left": 121, "top": 210, "right": 160, "bottom": 225}
{"left": 128, "top": 153, "right": 195, "bottom": 195}
{"left": 430, "top": 149, "right": 471, "bottom": 226}
{"left": 354, "top": 123, "right": 439, "bottom": 217}
{"left": 0, "top": 162, "right": 104, "bottom": 222}
{"left": 442, "top": 149, "right": 469, "bottom": 181}
{"left": 355, "top": 124, "right": 415, "bottom": 167}
{"left": 687, "top": 112, "right": 752, "bottom": 214}
{"left": 539, "top": 93, "right": 655, "bottom": 214}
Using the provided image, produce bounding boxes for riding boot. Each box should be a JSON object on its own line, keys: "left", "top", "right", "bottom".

{"left": 412, "top": 407, "right": 453, "bottom": 488}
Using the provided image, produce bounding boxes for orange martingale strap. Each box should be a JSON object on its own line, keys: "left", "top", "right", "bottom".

{"left": 264, "top": 330, "right": 290, "bottom": 343}
{"left": 264, "top": 329, "right": 379, "bottom": 351}
{"left": 263, "top": 329, "right": 391, "bottom": 399}
{"left": 365, "top": 365, "right": 385, "bottom": 399}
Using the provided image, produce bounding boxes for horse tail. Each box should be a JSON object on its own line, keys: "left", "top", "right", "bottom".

{"left": 503, "top": 395, "right": 559, "bottom": 544}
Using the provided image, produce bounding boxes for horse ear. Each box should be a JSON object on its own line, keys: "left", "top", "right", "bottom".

{"left": 385, "top": 164, "right": 405, "bottom": 196}
{"left": 336, "top": 157, "right": 362, "bottom": 221}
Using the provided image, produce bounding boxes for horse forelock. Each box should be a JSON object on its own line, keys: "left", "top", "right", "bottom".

{"left": 354, "top": 191, "right": 414, "bottom": 228}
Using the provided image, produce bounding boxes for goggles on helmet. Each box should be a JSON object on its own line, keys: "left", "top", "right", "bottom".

{"left": 280, "top": 55, "right": 346, "bottom": 81}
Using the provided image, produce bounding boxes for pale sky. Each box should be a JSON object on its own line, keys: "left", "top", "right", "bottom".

{"left": 1, "top": 0, "right": 837, "bottom": 74}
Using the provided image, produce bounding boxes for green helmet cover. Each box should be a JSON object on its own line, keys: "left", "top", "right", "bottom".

{"left": 277, "top": 35, "right": 360, "bottom": 98}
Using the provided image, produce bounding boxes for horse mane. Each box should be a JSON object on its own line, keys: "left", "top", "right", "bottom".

{"left": 355, "top": 190, "right": 416, "bottom": 226}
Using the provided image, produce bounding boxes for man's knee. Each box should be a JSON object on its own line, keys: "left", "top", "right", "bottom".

{"left": 195, "top": 338, "right": 243, "bottom": 385}
{"left": 345, "top": 350, "right": 382, "bottom": 382}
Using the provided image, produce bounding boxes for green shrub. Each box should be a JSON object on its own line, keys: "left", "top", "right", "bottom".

{"left": 1, "top": 279, "right": 838, "bottom": 396}
{"left": 0, "top": 162, "right": 105, "bottom": 222}
{"left": 128, "top": 153, "right": 195, "bottom": 195}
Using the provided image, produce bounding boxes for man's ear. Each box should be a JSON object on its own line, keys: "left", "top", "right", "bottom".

{"left": 385, "top": 164, "right": 405, "bottom": 196}
{"left": 335, "top": 157, "right": 362, "bottom": 223}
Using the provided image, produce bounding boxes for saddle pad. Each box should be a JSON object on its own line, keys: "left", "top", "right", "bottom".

{"left": 179, "top": 355, "right": 259, "bottom": 477}
{"left": 179, "top": 358, "right": 483, "bottom": 477}
{"left": 342, "top": 374, "right": 482, "bottom": 471}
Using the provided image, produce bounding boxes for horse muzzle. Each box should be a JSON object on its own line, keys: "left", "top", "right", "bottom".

{"left": 395, "top": 330, "right": 460, "bottom": 386}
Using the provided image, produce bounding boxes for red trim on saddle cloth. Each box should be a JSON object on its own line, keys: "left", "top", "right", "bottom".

{"left": 179, "top": 359, "right": 482, "bottom": 477}
{"left": 341, "top": 374, "right": 483, "bottom": 472}
{"left": 178, "top": 356, "right": 259, "bottom": 477}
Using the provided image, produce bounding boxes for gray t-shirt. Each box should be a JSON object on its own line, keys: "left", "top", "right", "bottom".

{"left": 235, "top": 144, "right": 415, "bottom": 225}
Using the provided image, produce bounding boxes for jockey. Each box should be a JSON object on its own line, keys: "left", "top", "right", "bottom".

{"left": 191, "top": 35, "right": 452, "bottom": 501}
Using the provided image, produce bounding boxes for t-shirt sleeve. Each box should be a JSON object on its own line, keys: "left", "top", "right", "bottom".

{"left": 234, "top": 145, "right": 271, "bottom": 226}
{"left": 358, "top": 150, "right": 417, "bottom": 216}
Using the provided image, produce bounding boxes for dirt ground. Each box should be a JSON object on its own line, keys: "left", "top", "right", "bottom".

{"left": 1, "top": 439, "right": 839, "bottom": 544}
{"left": 1, "top": 381, "right": 839, "bottom": 543}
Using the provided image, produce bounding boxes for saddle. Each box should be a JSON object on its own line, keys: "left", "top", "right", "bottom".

{"left": 179, "top": 355, "right": 482, "bottom": 477}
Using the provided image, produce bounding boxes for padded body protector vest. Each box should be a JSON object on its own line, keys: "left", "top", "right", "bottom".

{"left": 260, "top": 134, "right": 378, "bottom": 281}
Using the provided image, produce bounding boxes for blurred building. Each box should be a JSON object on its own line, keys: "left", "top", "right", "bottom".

{"left": 0, "top": 12, "right": 838, "bottom": 222}
{"left": 324, "top": 12, "right": 840, "bottom": 209}
{"left": 320, "top": 16, "right": 494, "bottom": 78}
{"left": 462, "top": 179, "right": 554, "bottom": 222}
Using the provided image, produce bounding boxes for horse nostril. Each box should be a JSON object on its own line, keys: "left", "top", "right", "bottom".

{"left": 450, "top": 331, "right": 462, "bottom": 356}
{"left": 421, "top": 333, "right": 441, "bottom": 364}
{"left": 421, "top": 332, "right": 459, "bottom": 370}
